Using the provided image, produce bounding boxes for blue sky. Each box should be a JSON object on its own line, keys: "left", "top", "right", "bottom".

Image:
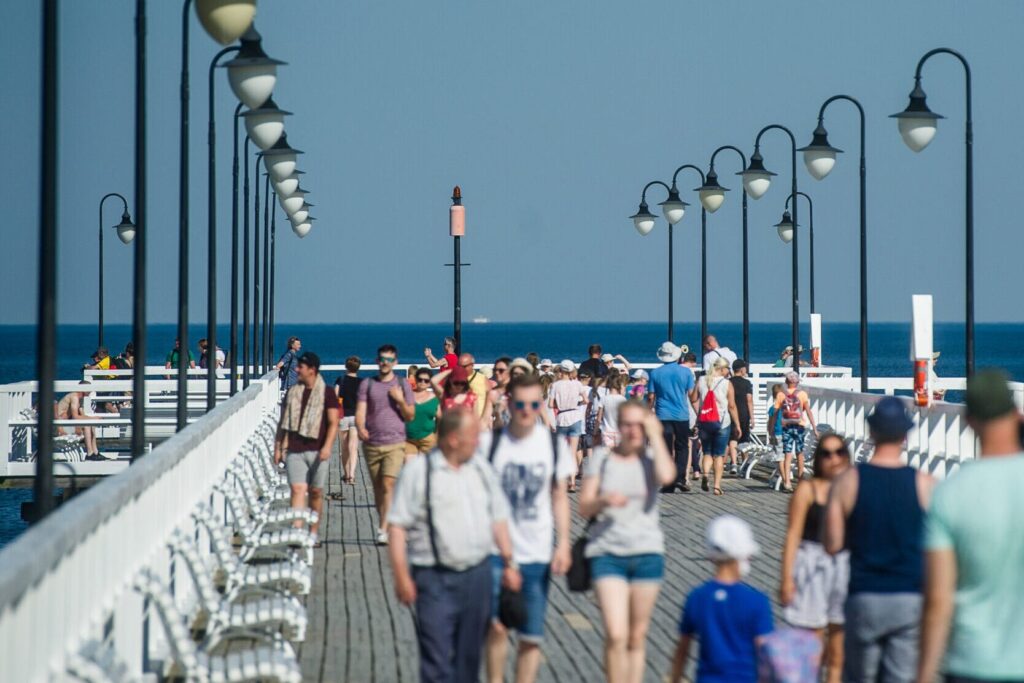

{"left": 2, "top": 0, "right": 1022, "bottom": 325}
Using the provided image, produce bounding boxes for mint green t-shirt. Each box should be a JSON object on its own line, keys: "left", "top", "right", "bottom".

{"left": 924, "top": 454, "right": 1024, "bottom": 679}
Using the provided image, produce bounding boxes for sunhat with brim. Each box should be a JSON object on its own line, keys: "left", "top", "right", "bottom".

{"left": 656, "top": 342, "right": 681, "bottom": 363}
{"left": 866, "top": 396, "right": 914, "bottom": 440}
{"left": 509, "top": 357, "right": 533, "bottom": 374}
{"left": 601, "top": 353, "right": 614, "bottom": 362}
{"left": 631, "top": 369, "right": 648, "bottom": 380}
{"left": 706, "top": 515, "right": 760, "bottom": 563}
{"left": 540, "top": 358, "right": 553, "bottom": 367}
{"left": 931, "top": 351, "right": 941, "bottom": 361}
{"left": 559, "top": 359, "right": 576, "bottom": 373}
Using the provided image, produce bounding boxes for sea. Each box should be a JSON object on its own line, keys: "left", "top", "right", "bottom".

{"left": 1, "top": 321, "right": 1020, "bottom": 547}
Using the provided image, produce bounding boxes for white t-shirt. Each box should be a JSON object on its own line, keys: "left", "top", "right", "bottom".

{"left": 550, "top": 379, "right": 587, "bottom": 427}
{"left": 702, "top": 346, "right": 738, "bottom": 375}
{"left": 600, "top": 394, "right": 627, "bottom": 434}
{"left": 479, "top": 426, "right": 575, "bottom": 564}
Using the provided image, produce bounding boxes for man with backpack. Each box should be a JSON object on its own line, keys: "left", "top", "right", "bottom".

{"left": 484, "top": 374, "right": 574, "bottom": 683}
{"left": 767, "top": 372, "right": 818, "bottom": 491}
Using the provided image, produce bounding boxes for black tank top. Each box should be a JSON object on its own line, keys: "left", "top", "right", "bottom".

{"left": 802, "top": 500, "right": 825, "bottom": 542}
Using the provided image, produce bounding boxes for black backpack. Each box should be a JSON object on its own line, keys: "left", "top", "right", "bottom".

{"left": 487, "top": 427, "right": 561, "bottom": 487}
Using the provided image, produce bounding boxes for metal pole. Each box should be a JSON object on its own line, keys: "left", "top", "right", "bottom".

{"left": 230, "top": 104, "right": 242, "bottom": 395}
{"left": 667, "top": 223, "right": 673, "bottom": 343}
{"left": 808, "top": 195, "right": 815, "bottom": 314}
{"left": 131, "top": 0, "right": 147, "bottom": 459}
{"left": 207, "top": 47, "right": 238, "bottom": 411}
{"left": 262, "top": 172, "right": 270, "bottom": 372}
{"left": 34, "top": 0, "right": 58, "bottom": 521}
{"left": 252, "top": 156, "right": 261, "bottom": 376}
{"left": 97, "top": 193, "right": 130, "bottom": 349}
{"left": 701, "top": 208, "right": 707, "bottom": 348}
{"left": 176, "top": 0, "right": 193, "bottom": 431}
{"left": 270, "top": 207, "right": 276, "bottom": 361}
{"left": 791, "top": 149, "right": 800, "bottom": 374}
{"left": 454, "top": 235, "right": 461, "bottom": 354}
{"left": 741, "top": 191, "right": 749, "bottom": 361}
{"left": 242, "top": 138, "right": 251, "bottom": 388}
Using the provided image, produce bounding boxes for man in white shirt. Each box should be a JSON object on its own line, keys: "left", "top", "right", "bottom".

{"left": 485, "top": 374, "right": 574, "bottom": 683}
{"left": 702, "top": 334, "right": 738, "bottom": 375}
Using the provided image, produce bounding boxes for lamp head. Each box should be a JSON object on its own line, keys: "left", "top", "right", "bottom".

{"left": 798, "top": 122, "right": 843, "bottom": 180}
{"left": 279, "top": 187, "right": 309, "bottom": 215}
{"left": 223, "top": 27, "right": 286, "bottom": 109}
{"left": 288, "top": 201, "right": 312, "bottom": 224}
{"left": 261, "top": 133, "right": 304, "bottom": 182}
{"left": 114, "top": 210, "right": 136, "bottom": 244}
{"left": 291, "top": 216, "right": 315, "bottom": 238}
{"left": 774, "top": 210, "right": 795, "bottom": 244}
{"left": 738, "top": 150, "right": 776, "bottom": 199}
{"left": 657, "top": 186, "right": 688, "bottom": 225}
{"left": 696, "top": 169, "right": 730, "bottom": 213}
{"left": 630, "top": 202, "right": 657, "bottom": 236}
{"left": 890, "top": 81, "right": 943, "bottom": 152}
{"left": 241, "top": 96, "right": 291, "bottom": 150}
{"left": 272, "top": 169, "right": 304, "bottom": 198}
{"left": 195, "top": 0, "right": 256, "bottom": 46}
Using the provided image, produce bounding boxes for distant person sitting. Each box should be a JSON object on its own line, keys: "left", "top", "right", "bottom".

{"left": 83, "top": 347, "right": 111, "bottom": 373}
{"left": 56, "top": 380, "right": 101, "bottom": 459}
{"left": 197, "top": 338, "right": 225, "bottom": 374}
{"left": 929, "top": 352, "right": 946, "bottom": 401}
{"left": 164, "top": 338, "right": 195, "bottom": 377}
{"left": 773, "top": 346, "right": 793, "bottom": 368}
{"left": 702, "top": 335, "right": 738, "bottom": 375}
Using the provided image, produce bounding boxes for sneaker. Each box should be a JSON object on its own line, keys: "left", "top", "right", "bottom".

{"left": 692, "top": 471, "right": 702, "bottom": 481}
{"left": 730, "top": 465, "right": 739, "bottom": 476}
{"left": 680, "top": 483, "right": 692, "bottom": 492}
{"left": 376, "top": 530, "right": 389, "bottom": 545}
{"left": 659, "top": 485, "right": 677, "bottom": 494}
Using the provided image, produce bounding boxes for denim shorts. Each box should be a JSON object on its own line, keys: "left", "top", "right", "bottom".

{"left": 782, "top": 425, "right": 807, "bottom": 454}
{"left": 490, "top": 556, "right": 550, "bottom": 642}
{"left": 698, "top": 423, "right": 730, "bottom": 456}
{"left": 556, "top": 421, "right": 584, "bottom": 437}
{"left": 590, "top": 553, "right": 664, "bottom": 583}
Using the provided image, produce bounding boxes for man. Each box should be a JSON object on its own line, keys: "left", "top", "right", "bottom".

{"left": 275, "top": 336, "right": 302, "bottom": 393}
{"left": 767, "top": 372, "right": 818, "bottom": 490}
{"left": 274, "top": 352, "right": 338, "bottom": 543}
{"left": 928, "top": 351, "right": 947, "bottom": 401}
{"left": 647, "top": 342, "right": 697, "bottom": 493}
{"left": 83, "top": 347, "right": 111, "bottom": 372}
{"left": 459, "top": 353, "right": 489, "bottom": 418}
{"left": 424, "top": 336, "right": 458, "bottom": 371}
{"left": 681, "top": 351, "right": 703, "bottom": 481}
{"left": 164, "top": 338, "right": 196, "bottom": 375}
{"left": 389, "top": 409, "right": 522, "bottom": 683}
{"left": 727, "top": 359, "right": 755, "bottom": 476}
{"left": 356, "top": 344, "right": 416, "bottom": 545}
{"left": 701, "top": 334, "right": 738, "bottom": 375}
{"left": 918, "top": 371, "right": 1024, "bottom": 683}
{"left": 485, "top": 374, "right": 574, "bottom": 683}
{"left": 825, "top": 396, "right": 935, "bottom": 683}
{"left": 56, "top": 380, "right": 101, "bottom": 459}
{"left": 578, "top": 344, "right": 609, "bottom": 379}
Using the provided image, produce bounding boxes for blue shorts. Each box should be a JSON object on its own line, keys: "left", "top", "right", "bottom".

{"left": 490, "top": 556, "right": 550, "bottom": 642}
{"left": 782, "top": 425, "right": 807, "bottom": 454}
{"left": 698, "top": 423, "right": 730, "bottom": 456}
{"left": 590, "top": 553, "right": 664, "bottom": 583}
{"left": 556, "top": 421, "right": 584, "bottom": 437}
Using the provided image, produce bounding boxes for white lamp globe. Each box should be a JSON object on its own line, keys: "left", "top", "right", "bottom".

{"left": 699, "top": 188, "right": 726, "bottom": 213}
{"left": 292, "top": 221, "right": 312, "bottom": 238}
{"left": 273, "top": 171, "right": 302, "bottom": 198}
{"left": 804, "top": 148, "right": 837, "bottom": 180}
{"left": 288, "top": 203, "right": 311, "bottom": 224}
{"left": 660, "top": 199, "right": 686, "bottom": 225}
{"left": 114, "top": 213, "right": 136, "bottom": 245}
{"left": 223, "top": 28, "right": 286, "bottom": 110}
{"left": 195, "top": 0, "right": 256, "bottom": 46}
{"left": 262, "top": 134, "right": 303, "bottom": 182}
{"left": 740, "top": 170, "right": 771, "bottom": 199}
{"left": 242, "top": 97, "right": 290, "bottom": 151}
{"left": 774, "top": 211, "right": 795, "bottom": 244}
{"left": 279, "top": 190, "right": 308, "bottom": 215}
{"left": 897, "top": 116, "right": 938, "bottom": 152}
{"left": 630, "top": 204, "right": 657, "bottom": 236}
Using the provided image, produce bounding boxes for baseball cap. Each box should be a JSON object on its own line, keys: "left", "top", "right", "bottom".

{"left": 601, "top": 353, "right": 614, "bottom": 363}
{"left": 866, "top": 396, "right": 914, "bottom": 440}
{"left": 631, "top": 369, "right": 648, "bottom": 380}
{"left": 540, "top": 358, "right": 553, "bottom": 367}
{"left": 706, "top": 515, "right": 760, "bottom": 563}
{"left": 559, "top": 359, "right": 576, "bottom": 373}
{"left": 965, "top": 369, "right": 1016, "bottom": 422}
{"left": 448, "top": 365, "right": 470, "bottom": 383}
{"left": 297, "top": 351, "right": 321, "bottom": 370}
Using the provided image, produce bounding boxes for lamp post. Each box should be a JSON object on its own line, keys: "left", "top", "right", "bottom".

{"left": 783, "top": 191, "right": 815, "bottom": 313}
{"left": 892, "top": 48, "right": 974, "bottom": 376}
{"left": 799, "top": 94, "right": 867, "bottom": 389}
{"left": 131, "top": 0, "right": 147, "bottom": 459}
{"left": 252, "top": 152, "right": 262, "bottom": 376}
{"left": 448, "top": 187, "right": 467, "bottom": 354}
{"left": 743, "top": 125, "right": 800, "bottom": 371}
{"left": 262, "top": 171, "right": 270, "bottom": 371}
{"left": 671, "top": 164, "right": 708, "bottom": 349}
{"left": 703, "top": 145, "right": 750, "bottom": 361}
{"left": 230, "top": 103, "right": 242, "bottom": 395}
{"left": 269, "top": 204, "right": 276, "bottom": 362}
{"left": 242, "top": 136, "right": 252, "bottom": 388}
{"left": 97, "top": 193, "right": 135, "bottom": 349}
{"left": 630, "top": 180, "right": 684, "bottom": 342}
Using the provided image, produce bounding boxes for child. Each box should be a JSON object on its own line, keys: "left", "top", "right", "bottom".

{"left": 670, "top": 515, "right": 774, "bottom": 683}
{"left": 766, "top": 383, "right": 785, "bottom": 469}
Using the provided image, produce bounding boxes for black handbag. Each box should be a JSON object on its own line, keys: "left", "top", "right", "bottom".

{"left": 498, "top": 585, "right": 527, "bottom": 629}
{"left": 566, "top": 531, "right": 593, "bottom": 592}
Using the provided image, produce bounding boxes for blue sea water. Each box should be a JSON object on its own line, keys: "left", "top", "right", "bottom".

{"left": 0, "top": 321, "right": 1020, "bottom": 547}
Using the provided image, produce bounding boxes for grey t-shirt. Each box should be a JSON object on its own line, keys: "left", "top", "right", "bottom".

{"left": 583, "top": 448, "right": 664, "bottom": 557}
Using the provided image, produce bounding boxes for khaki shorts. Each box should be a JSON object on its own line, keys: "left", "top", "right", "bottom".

{"left": 364, "top": 442, "right": 406, "bottom": 481}
{"left": 404, "top": 434, "right": 436, "bottom": 455}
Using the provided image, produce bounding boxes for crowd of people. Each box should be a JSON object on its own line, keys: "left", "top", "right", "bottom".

{"left": 263, "top": 335, "right": 1023, "bottom": 683}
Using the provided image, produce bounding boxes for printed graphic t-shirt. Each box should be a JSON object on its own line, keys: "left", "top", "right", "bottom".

{"left": 480, "top": 427, "right": 574, "bottom": 564}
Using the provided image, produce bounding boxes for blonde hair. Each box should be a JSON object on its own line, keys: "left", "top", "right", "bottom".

{"left": 706, "top": 357, "right": 730, "bottom": 388}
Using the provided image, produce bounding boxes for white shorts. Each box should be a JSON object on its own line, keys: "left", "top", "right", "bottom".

{"left": 339, "top": 416, "right": 356, "bottom": 432}
{"left": 784, "top": 541, "right": 849, "bottom": 629}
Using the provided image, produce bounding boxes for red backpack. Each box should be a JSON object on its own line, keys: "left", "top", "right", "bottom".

{"left": 698, "top": 380, "right": 723, "bottom": 424}
{"left": 781, "top": 390, "right": 803, "bottom": 425}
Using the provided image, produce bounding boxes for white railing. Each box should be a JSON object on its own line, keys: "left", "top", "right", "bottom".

{"left": 0, "top": 373, "right": 281, "bottom": 682}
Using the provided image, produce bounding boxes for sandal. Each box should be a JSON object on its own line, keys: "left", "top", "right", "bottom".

{"left": 701, "top": 475, "right": 709, "bottom": 492}
{"left": 713, "top": 488, "right": 724, "bottom": 496}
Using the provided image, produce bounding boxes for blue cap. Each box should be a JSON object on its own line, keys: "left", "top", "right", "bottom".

{"left": 866, "top": 396, "right": 913, "bottom": 440}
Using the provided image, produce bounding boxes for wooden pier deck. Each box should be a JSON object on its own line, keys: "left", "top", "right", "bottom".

{"left": 298, "top": 448, "right": 790, "bottom": 682}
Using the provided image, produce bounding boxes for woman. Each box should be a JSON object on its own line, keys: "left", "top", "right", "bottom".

{"left": 696, "top": 357, "right": 740, "bottom": 496}
{"left": 404, "top": 369, "right": 440, "bottom": 460}
{"left": 432, "top": 365, "right": 492, "bottom": 425}
{"left": 780, "top": 433, "right": 851, "bottom": 683}
{"left": 334, "top": 356, "right": 363, "bottom": 484}
{"left": 596, "top": 373, "right": 627, "bottom": 447}
{"left": 579, "top": 401, "right": 676, "bottom": 683}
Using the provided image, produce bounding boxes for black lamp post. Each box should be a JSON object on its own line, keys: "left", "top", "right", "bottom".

{"left": 783, "top": 191, "right": 815, "bottom": 313}
{"left": 892, "top": 48, "right": 974, "bottom": 377}
{"left": 262, "top": 171, "right": 271, "bottom": 372}
{"left": 269, "top": 203, "right": 276, "bottom": 362}
{"left": 229, "top": 103, "right": 243, "bottom": 395}
{"left": 97, "top": 193, "right": 135, "bottom": 349}
{"left": 630, "top": 180, "right": 685, "bottom": 342}
{"left": 253, "top": 153, "right": 263, "bottom": 376}
{"left": 131, "top": 0, "right": 147, "bottom": 459}
{"left": 242, "top": 136, "right": 252, "bottom": 388}
{"left": 176, "top": 0, "right": 194, "bottom": 432}
{"left": 799, "top": 94, "right": 867, "bottom": 389}
{"left": 703, "top": 145, "right": 750, "bottom": 361}
{"left": 743, "top": 125, "right": 800, "bottom": 372}
{"left": 671, "top": 164, "right": 708, "bottom": 351}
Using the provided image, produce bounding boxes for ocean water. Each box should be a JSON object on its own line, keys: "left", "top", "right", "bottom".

{"left": 0, "top": 321, "right": 1020, "bottom": 547}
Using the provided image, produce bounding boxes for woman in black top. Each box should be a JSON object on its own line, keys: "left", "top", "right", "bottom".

{"left": 335, "top": 356, "right": 363, "bottom": 484}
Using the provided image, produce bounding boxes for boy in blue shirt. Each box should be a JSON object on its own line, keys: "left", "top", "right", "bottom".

{"left": 670, "top": 515, "right": 774, "bottom": 683}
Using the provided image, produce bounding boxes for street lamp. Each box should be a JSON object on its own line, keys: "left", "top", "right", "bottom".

{"left": 774, "top": 210, "right": 794, "bottom": 243}
{"left": 195, "top": 0, "right": 255, "bottom": 45}
{"left": 241, "top": 96, "right": 290, "bottom": 151}
{"left": 262, "top": 133, "right": 303, "bottom": 182}
{"left": 744, "top": 124, "right": 801, "bottom": 371}
{"left": 97, "top": 193, "right": 135, "bottom": 348}
{"left": 783, "top": 192, "right": 815, "bottom": 312}
{"left": 800, "top": 94, "right": 868, "bottom": 389}
{"left": 291, "top": 217, "right": 314, "bottom": 238}
{"left": 273, "top": 170, "right": 303, "bottom": 198}
{"left": 696, "top": 169, "right": 729, "bottom": 213}
{"left": 630, "top": 180, "right": 684, "bottom": 341}
{"left": 288, "top": 201, "right": 313, "bottom": 224}
{"left": 671, "top": 164, "right": 709, "bottom": 348}
{"left": 892, "top": 48, "right": 974, "bottom": 376}
{"left": 279, "top": 186, "right": 309, "bottom": 215}
{"left": 223, "top": 27, "right": 285, "bottom": 109}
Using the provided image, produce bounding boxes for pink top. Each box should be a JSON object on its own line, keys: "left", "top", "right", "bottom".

{"left": 550, "top": 379, "right": 587, "bottom": 427}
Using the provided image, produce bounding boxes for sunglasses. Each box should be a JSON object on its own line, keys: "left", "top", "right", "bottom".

{"left": 378, "top": 356, "right": 397, "bottom": 363}
{"left": 820, "top": 447, "right": 849, "bottom": 458}
{"left": 416, "top": 377, "right": 431, "bottom": 383}
{"left": 493, "top": 367, "right": 508, "bottom": 374}
{"left": 514, "top": 400, "right": 542, "bottom": 411}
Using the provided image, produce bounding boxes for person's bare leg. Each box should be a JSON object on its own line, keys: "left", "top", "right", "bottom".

{"left": 702, "top": 454, "right": 712, "bottom": 478}
{"left": 290, "top": 483, "right": 308, "bottom": 523}
{"left": 515, "top": 641, "right": 542, "bottom": 683}
{"left": 796, "top": 452, "right": 805, "bottom": 482}
{"left": 713, "top": 456, "right": 725, "bottom": 492}
{"left": 595, "top": 578, "right": 630, "bottom": 683}
{"left": 378, "top": 475, "right": 396, "bottom": 533}
{"left": 781, "top": 453, "right": 793, "bottom": 489}
{"left": 626, "top": 583, "right": 661, "bottom": 683}
{"left": 344, "top": 429, "right": 358, "bottom": 481}
{"left": 372, "top": 474, "right": 385, "bottom": 521}
{"left": 485, "top": 621, "right": 509, "bottom": 683}
{"left": 568, "top": 434, "right": 581, "bottom": 490}
{"left": 825, "top": 624, "right": 844, "bottom": 683}
{"left": 308, "top": 487, "right": 323, "bottom": 536}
